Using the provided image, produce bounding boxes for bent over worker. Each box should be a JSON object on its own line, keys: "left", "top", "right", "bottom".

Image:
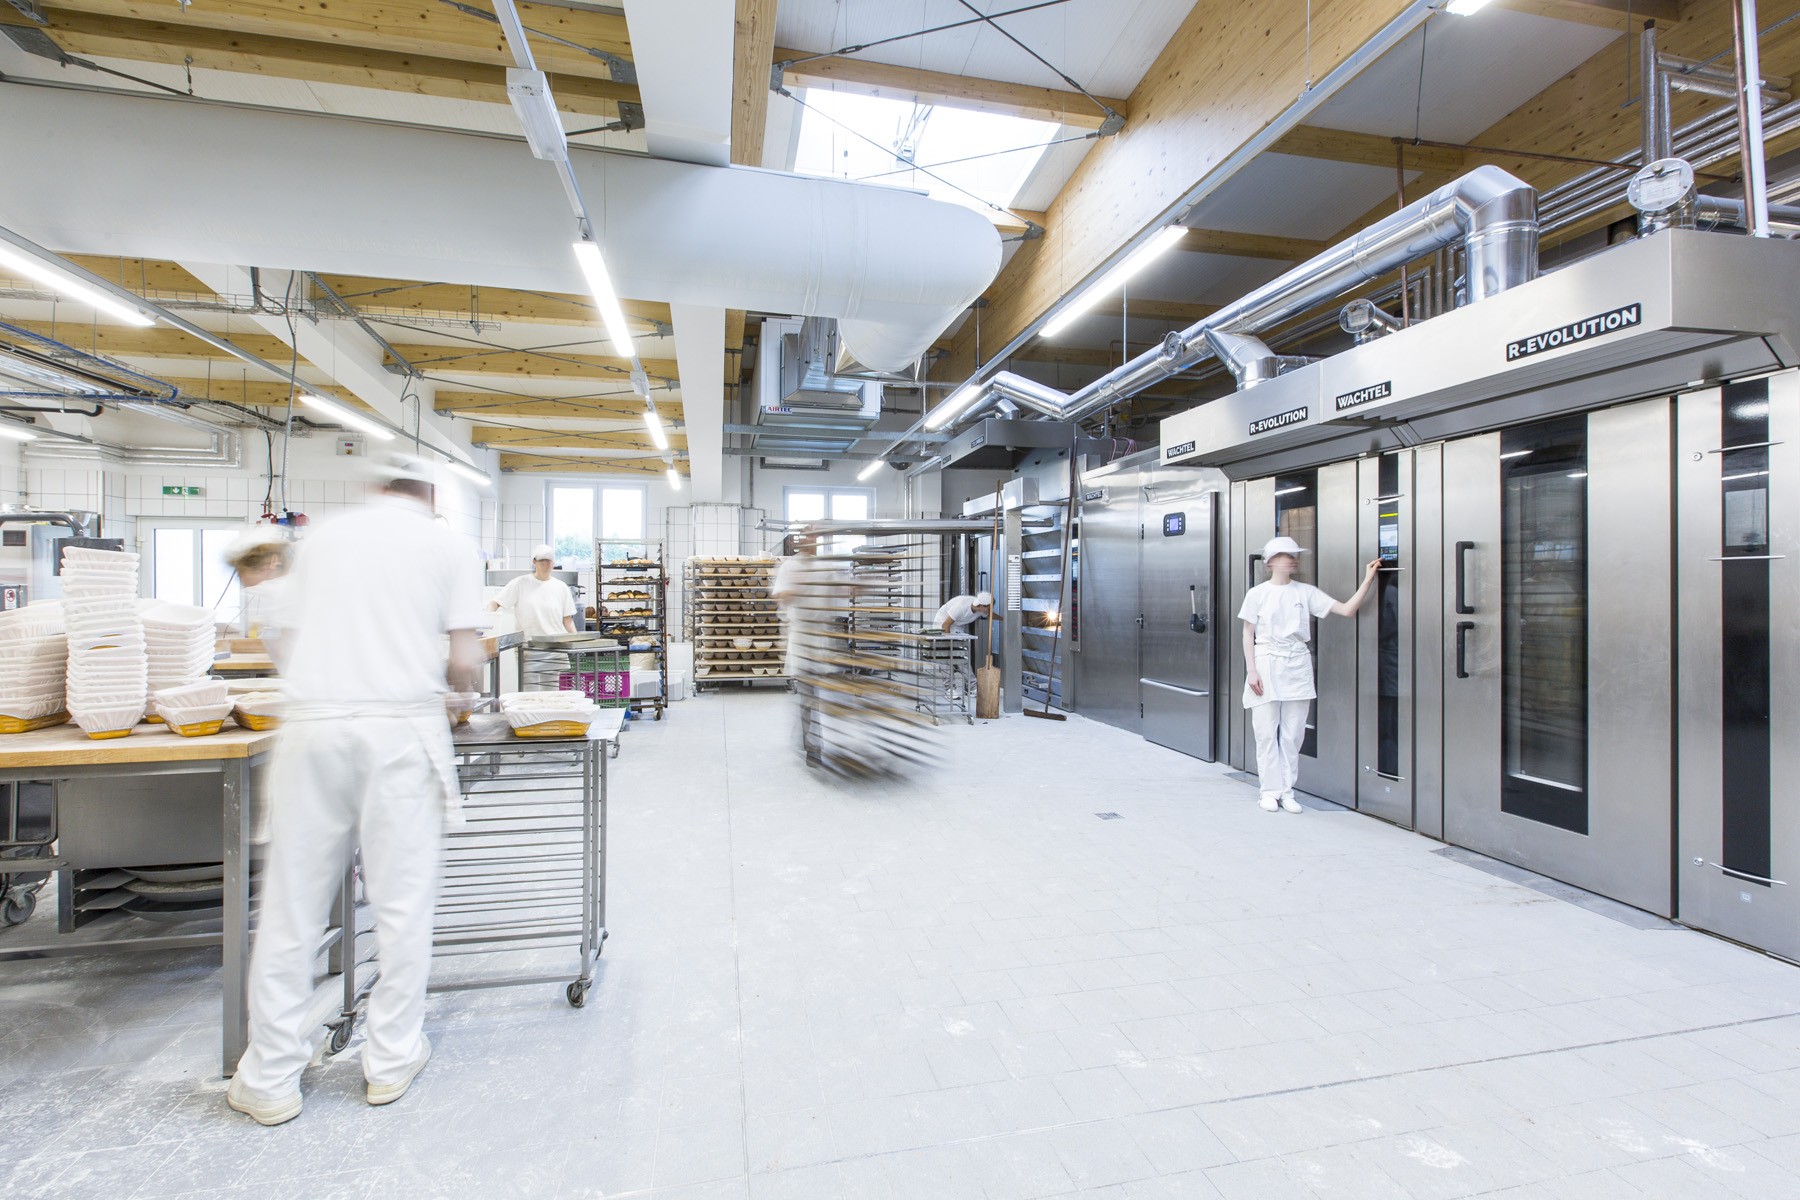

{"left": 1239, "top": 536, "right": 1378, "bottom": 814}
{"left": 228, "top": 453, "right": 484, "bottom": 1125}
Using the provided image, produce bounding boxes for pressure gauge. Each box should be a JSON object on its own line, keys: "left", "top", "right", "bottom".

{"left": 1628, "top": 158, "right": 1697, "bottom": 215}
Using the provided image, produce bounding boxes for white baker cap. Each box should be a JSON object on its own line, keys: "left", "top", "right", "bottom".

{"left": 376, "top": 451, "right": 436, "bottom": 488}
{"left": 974, "top": 591, "right": 994, "bottom": 606}
{"left": 532, "top": 544, "right": 555, "bottom": 561}
{"left": 1262, "top": 536, "right": 1304, "bottom": 561}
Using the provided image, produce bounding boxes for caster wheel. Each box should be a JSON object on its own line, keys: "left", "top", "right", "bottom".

{"left": 566, "top": 981, "right": 588, "bottom": 1008}
{"left": 2, "top": 892, "right": 34, "bottom": 925}
{"left": 328, "top": 1021, "right": 353, "bottom": 1054}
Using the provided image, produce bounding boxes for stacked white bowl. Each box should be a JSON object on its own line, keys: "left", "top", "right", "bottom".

{"left": 139, "top": 600, "right": 218, "bottom": 693}
{"left": 61, "top": 547, "right": 147, "bottom": 737}
{"left": 0, "top": 602, "right": 68, "bottom": 722}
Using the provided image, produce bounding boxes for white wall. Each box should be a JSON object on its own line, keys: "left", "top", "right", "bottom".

{"left": 17, "top": 425, "right": 486, "bottom": 552}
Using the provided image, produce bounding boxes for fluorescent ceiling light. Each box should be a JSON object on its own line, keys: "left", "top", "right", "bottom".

{"left": 923, "top": 382, "right": 982, "bottom": 431}
{"left": 0, "top": 423, "right": 37, "bottom": 442}
{"left": 1040, "top": 225, "right": 1189, "bottom": 338}
{"left": 0, "top": 244, "right": 155, "bottom": 327}
{"left": 666, "top": 467, "right": 682, "bottom": 491}
{"left": 642, "top": 406, "right": 668, "bottom": 450}
{"left": 445, "top": 460, "right": 492, "bottom": 487}
{"left": 572, "top": 239, "right": 636, "bottom": 359}
{"left": 857, "top": 459, "right": 885, "bottom": 481}
{"left": 505, "top": 68, "right": 569, "bottom": 162}
{"left": 1445, "top": 0, "right": 1493, "bottom": 13}
{"left": 300, "top": 393, "right": 396, "bottom": 442}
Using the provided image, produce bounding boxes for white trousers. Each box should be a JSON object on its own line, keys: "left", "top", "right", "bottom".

{"left": 1250, "top": 700, "right": 1309, "bottom": 802}
{"left": 234, "top": 717, "right": 445, "bottom": 1093}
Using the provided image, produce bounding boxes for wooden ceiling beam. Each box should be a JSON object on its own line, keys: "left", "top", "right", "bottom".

{"left": 47, "top": 256, "right": 217, "bottom": 297}
{"left": 153, "top": 377, "right": 369, "bottom": 410}
{"left": 32, "top": 0, "right": 632, "bottom": 76}
{"left": 434, "top": 392, "right": 682, "bottom": 420}
{"left": 775, "top": 47, "right": 1127, "bottom": 130}
{"left": 1494, "top": 0, "right": 1677, "bottom": 31}
{"left": 501, "top": 453, "right": 673, "bottom": 475}
{"left": 1006, "top": 344, "right": 1125, "bottom": 369}
{"left": 929, "top": 0, "right": 1422, "bottom": 387}
{"left": 388, "top": 345, "right": 679, "bottom": 382}
{"left": 472, "top": 426, "right": 684, "bottom": 450}
{"left": 733, "top": 0, "right": 779, "bottom": 166}
{"left": 1096, "top": 299, "right": 1220, "bottom": 322}
{"left": 5, "top": 320, "right": 292, "bottom": 362}
{"left": 6, "top": 8, "right": 638, "bottom": 118}
{"left": 1271, "top": 125, "right": 1467, "bottom": 174}
{"left": 312, "top": 277, "right": 670, "bottom": 330}
{"left": 1181, "top": 228, "right": 1329, "bottom": 261}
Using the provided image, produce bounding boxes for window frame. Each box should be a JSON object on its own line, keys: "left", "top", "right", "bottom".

{"left": 140, "top": 518, "right": 247, "bottom": 619}
{"left": 542, "top": 480, "right": 649, "bottom": 567}
{"left": 783, "top": 485, "right": 875, "bottom": 552}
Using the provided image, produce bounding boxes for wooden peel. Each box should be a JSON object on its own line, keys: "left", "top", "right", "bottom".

{"left": 975, "top": 486, "right": 1002, "bottom": 719}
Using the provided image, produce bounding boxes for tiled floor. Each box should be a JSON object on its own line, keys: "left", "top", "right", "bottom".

{"left": 3, "top": 692, "right": 1799, "bottom": 1198}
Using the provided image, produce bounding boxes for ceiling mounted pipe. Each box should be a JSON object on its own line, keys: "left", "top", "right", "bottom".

{"left": 0, "top": 86, "right": 1000, "bottom": 373}
{"left": 887, "top": 165, "right": 1540, "bottom": 453}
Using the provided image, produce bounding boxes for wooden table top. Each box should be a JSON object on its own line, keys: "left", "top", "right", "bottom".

{"left": 0, "top": 720, "right": 279, "bottom": 768}
{"left": 211, "top": 655, "right": 276, "bottom": 673}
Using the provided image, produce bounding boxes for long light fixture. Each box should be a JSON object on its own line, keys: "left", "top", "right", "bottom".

{"left": 857, "top": 459, "right": 885, "bottom": 481}
{"left": 923, "top": 382, "right": 983, "bottom": 432}
{"left": 299, "top": 393, "right": 397, "bottom": 442}
{"left": 444, "top": 460, "right": 493, "bottom": 488}
{"left": 666, "top": 466, "right": 682, "bottom": 491}
{"left": 1445, "top": 0, "right": 1494, "bottom": 13}
{"left": 1039, "top": 225, "right": 1189, "bottom": 338}
{"left": 0, "top": 423, "right": 37, "bottom": 442}
{"left": 0, "top": 244, "right": 155, "bottom": 327}
{"left": 642, "top": 405, "right": 669, "bottom": 450}
{"left": 572, "top": 238, "right": 636, "bottom": 359}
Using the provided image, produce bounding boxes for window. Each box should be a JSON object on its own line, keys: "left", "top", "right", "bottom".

{"left": 546, "top": 482, "right": 647, "bottom": 568}
{"left": 791, "top": 91, "right": 1058, "bottom": 222}
{"left": 145, "top": 522, "right": 243, "bottom": 620}
{"left": 785, "top": 486, "right": 873, "bottom": 553}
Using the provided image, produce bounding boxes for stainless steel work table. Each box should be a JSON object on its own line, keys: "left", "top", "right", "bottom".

{"left": 0, "top": 722, "right": 280, "bottom": 1075}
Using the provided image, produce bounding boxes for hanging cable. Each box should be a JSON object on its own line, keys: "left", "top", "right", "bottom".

{"left": 948, "top": 0, "right": 1116, "bottom": 121}
{"left": 853, "top": 131, "right": 1098, "bottom": 182}
{"left": 777, "top": 0, "right": 1074, "bottom": 69}
{"left": 778, "top": 87, "right": 1042, "bottom": 231}
{"left": 1412, "top": 19, "right": 1430, "bottom": 145}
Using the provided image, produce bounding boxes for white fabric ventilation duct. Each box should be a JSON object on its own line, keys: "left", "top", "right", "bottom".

{"left": 0, "top": 88, "right": 1001, "bottom": 372}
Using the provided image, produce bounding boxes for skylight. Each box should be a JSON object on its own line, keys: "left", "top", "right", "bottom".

{"left": 790, "top": 90, "right": 1060, "bottom": 221}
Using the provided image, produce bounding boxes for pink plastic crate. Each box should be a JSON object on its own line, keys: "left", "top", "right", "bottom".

{"left": 558, "top": 670, "right": 629, "bottom": 702}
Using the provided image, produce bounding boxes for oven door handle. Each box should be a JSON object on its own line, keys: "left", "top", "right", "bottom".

{"left": 1455, "top": 620, "right": 1475, "bottom": 679}
{"left": 1454, "top": 541, "right": 1476, "bottom": 614}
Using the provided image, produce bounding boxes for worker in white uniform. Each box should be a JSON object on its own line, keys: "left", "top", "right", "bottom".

{"left": 225, "top": 526, "right": 296, "bottom": 661}
{"left": 933, "top": 590, "right": 995, "bottom": 634}
{"left": 1239, "top": 536, "right": 1378, "bottom": 813}
{"left": 486, "top": 544, "right": 578, "bottom": 635}
{"left": 771, "top": 532, "right": 839, "bottom": 762}
{"left": 228, "top": 453, "right": 484, "bottom": 1126}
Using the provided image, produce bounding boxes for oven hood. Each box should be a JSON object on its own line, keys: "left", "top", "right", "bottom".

{"left": 1160, "top": 230, "right": 1800, "bottom": 480}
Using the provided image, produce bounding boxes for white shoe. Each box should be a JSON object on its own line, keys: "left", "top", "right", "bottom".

{"left": 366, "top": 1035, "right": 431, "bottom": 1106}
{"left": 226, "top": 1076, "right": 302, "bottom": 1126}
{"left": 1280, "top": 794, "right": 1303, "bottom": 814}
{"left": 1259, "top": 794, "right": 1279, "bottom": 812}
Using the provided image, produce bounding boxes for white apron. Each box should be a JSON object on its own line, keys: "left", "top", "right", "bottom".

{"left": 284, "top": 698, "right": 465, "bottom": 827}
{"left": 1243, "top": 640, "right": 1315, "bottom": 708}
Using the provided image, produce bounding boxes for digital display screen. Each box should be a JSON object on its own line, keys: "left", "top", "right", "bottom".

{"left": 1162, "top": 512, "right": 1186, "bottom": 537}
{"left": 1378, "top": 509, "right": 1400, "bottom": 565}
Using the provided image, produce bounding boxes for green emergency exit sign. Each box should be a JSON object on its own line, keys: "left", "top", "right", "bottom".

{"left": 161, "top": 486, "right": 204, "bottom": 496}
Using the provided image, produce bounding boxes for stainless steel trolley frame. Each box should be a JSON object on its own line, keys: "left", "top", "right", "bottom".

{"left": 329, "top": 710, "right": 619, "bottom": 1040}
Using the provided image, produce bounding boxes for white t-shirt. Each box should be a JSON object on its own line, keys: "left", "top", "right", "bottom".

{"left": 280, "top": 494, "right": 485, "bottom": 705}
{"left": 1237, "top": 581, "right": 1334, "bottom": 648}
{"left": 495, "top": 574, "right": 576, "bottom": 636}
{"left": 933, "top": 595, "right": 983, "bottom": 630}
